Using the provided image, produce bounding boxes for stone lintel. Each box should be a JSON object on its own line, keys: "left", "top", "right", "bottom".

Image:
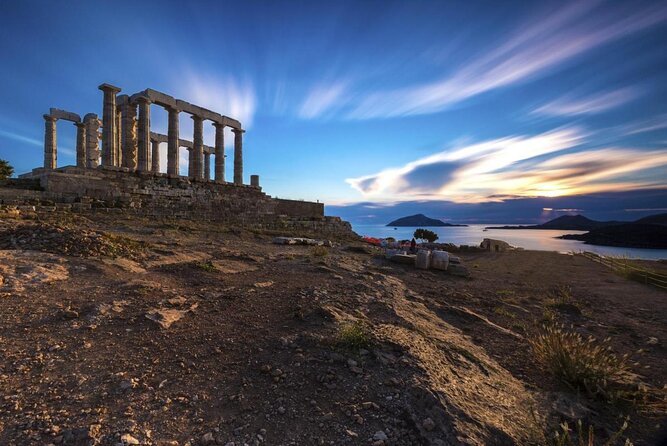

{"left": 220, "top": 116, "right": 242, "bottom": 129}
{"left": 149, "top": 132, "right": 168, "bottom": 144}
{"left": 132, "top": 94, "right": 151, "bottom": 104}
{"left": 149, "top": 132, "right": 214, "bottom": 153}
{"left": 175, "top": 100, "right": 221, "bottom": 123}
{"left": 98, "top": 83, "right": 121, "bottom": 93}
{"left": 140, "top": 88, "right": 177, "bottom": 108}
{"left": 49, "top": 108, "right": 81, "bottom": 122}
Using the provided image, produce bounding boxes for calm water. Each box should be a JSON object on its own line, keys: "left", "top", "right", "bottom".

{"left": 352, "top": 223, "right": 667, "bottom": 260}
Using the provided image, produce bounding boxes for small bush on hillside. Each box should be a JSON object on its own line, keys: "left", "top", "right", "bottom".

{"left": 0, "top": 159, "right": 13, "bottom": 180}
{"left": 531, "top": 325, "right": 632, "bottom": 401}
{"left": 194, "top": 260, "right": 217, "bottom": 272}
{"left": 414, "top": 228, "right": 438, "bottom": 243}
{"left": 546, "top": 285, "right": 582, "bottom": 315}
{"left": 311, "top": 245, "right": 329, "bottom": 257}
{"left": 337, "top": 321, "right": 371, "bottom": 350}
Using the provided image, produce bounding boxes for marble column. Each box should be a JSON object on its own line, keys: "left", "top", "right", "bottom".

{"left": 187, "top": 147, "right": 194, "bottom": 177}
{"left": 250, "top": 175, "right": 260, "bottom": 187}
{"left": 191, "top": 115, "right": 204, "bottom": 180}
{"left": 114, "top": 109, "right": 122, "bottom": 166}
{"left": 43, "top": 115, "right": 57, "bottom": 170}
{"left": 84, "top": 113, "right": 100, "bottom": 168}
{"left": 213, "top": 122, "right": 225, "bottom": 183}
{"left": 151, "top": 139, "right": 160, "bottom": 173}
{"left": 232, "top": 128, "right": 245, "bottom": 185}
{"left": 98, "top": 83, "right": 121, "bottom": 167}
{"left": 75, "top": 122, "right": 87, "bottom": 168}
{"left": 121, "top": 101, "right": 137, "bottom": 170}
{"left": 167, "top": 107, "right": 180, "bottom": 177}
{"left": 136, "top": 97, "right": 151, "bottom": 172}
{"left": 204, "top": 151, "right": 211, "bottom": 181}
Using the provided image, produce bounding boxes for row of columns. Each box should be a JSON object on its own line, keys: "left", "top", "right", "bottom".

{"left": 43, "top": 84, "right": 247, "bottom": 186}
{"left": 43, "top": 113, "right": 101, "bottom": 170}
{"left": 98, "top": 84, "right": 244, "bottom": 184}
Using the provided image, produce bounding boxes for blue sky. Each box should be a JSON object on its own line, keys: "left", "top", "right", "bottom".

{"left": 1, "top": 0, "right": 666, "bottom": 222}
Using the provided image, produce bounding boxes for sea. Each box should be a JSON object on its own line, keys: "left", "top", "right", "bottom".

{"left": 351, "top": 223, "right": 667, "bottom": 260}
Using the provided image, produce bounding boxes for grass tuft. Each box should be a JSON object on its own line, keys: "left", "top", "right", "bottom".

{"left": 530, "top": 324, "right": 633, "bottom": 401}
{"left": 548, "top": 418, "right": 633, "bottom": 446}
{"left": 194, "top": 260, "right": 218, "bottom": 272}
{"left": 311, "top": 245, "right": 329, "bottom": 257}
{"left": 546, "top": 285, "right": 582, "bottom": 314}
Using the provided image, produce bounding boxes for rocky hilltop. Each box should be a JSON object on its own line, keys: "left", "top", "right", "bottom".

{"left": 0, "top": 211, "right": 664, "bottom": 445}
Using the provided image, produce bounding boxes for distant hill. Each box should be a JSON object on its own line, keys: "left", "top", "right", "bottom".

{"left": 559, "top": 223, "right": 667, "bottom": 249}
{"left": 387, "top": 214, "right": 468, "bottom": 227}
{"left": 635, "top": 213, "right": 667, "bottom": 226}
{"left": 486, "top": 214, "right": 624, "bottom": 231}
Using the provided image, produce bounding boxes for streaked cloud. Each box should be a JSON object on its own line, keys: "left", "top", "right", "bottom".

{"left": 533, "top": 87, "right": 641, "bottom": 116}
{"left": 346, "top": 127, "right": 667, "bottom": 203}
{"left": 298, "top": 82, "right": 348, "bottom": 119}
{"left": 177, "top": 72, "right": 257, "bottom": 129}
{"left": 618, "top": 113, "right": 667, "bottom": 136}
{"left": 0, "top": 129, "right": 42, "bottom": 147}
{"left": 341, "top": 1, "right": 666, "bottom": 119}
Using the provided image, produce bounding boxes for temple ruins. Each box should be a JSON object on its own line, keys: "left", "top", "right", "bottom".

{"left": 39, "top": 83, "right": 247, "bottom": 184}
{"left": 2, "top": 83, "right": 351, "bottom": 235}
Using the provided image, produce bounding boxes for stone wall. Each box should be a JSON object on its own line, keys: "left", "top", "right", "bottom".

{"left": 275, "top": 198, "right": 324, "bottom": 218}
{"left": 2, "top": 167, "right": 357, "bottom": 238}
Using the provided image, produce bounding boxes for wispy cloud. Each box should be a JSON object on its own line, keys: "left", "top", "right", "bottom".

{"left": 346, "top": 127, "right": 667, "bottom": 203}
{"left": 619, "top": 113, "right": 667, "bottom": 136}
{"left": 177, "top": 72, "right": 257, "bottom": 129}
{"left": 0, "top": 129, "right": 42, "bottom": 147}
{"left": 533, "top": 87, "right": 641, "bottom": 116}
{"left": 298, "top": 82, "right": 348, "bottom": 119}
{"left": 342, "top": 1, "right": 666, "bottom": 119}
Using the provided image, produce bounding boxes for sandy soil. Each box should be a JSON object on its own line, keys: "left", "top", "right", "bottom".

{"left": 0, "top": 214, "right": 665, "bottom": 446}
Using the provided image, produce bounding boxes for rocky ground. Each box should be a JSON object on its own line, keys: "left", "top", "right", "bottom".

{"left": 0, "top": 214, "right": 665, "bottom": 446}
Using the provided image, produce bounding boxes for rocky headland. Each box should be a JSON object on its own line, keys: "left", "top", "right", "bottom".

{"left": 0, "top": 211, "right": 665, "bottom": 445}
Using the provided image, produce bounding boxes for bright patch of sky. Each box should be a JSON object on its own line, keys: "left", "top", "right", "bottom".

{"left": 0, "top": 0, "right": 665, "bottom": 206}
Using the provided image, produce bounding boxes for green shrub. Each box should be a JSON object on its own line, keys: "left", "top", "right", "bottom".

{"left": 194, "top": 260, "right": 217, "bottom": 272}
{"left": 336, "top": 321, "right": 371, "bottom": 350}
{"left": 0, "top": 159, "right": 13, "bottom": 180}
{"left": 413, "top": 228, "right": 438, "bottom": 243}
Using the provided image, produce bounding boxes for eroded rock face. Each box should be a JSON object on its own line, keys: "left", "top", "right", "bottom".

{"left": 330, "top": 274, "right": 541, "bottom": 445}
{"left": 0, "top": 250, "right": 69, "bottom": 295}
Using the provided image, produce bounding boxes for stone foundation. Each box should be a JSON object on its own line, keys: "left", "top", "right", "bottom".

{"left": 3, "top": 167, "right": 355, "bottom": 238}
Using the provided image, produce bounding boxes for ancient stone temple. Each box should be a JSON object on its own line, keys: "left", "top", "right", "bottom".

{"left": 38, "top": 83, "right": 246, "bottom": 183}
{"left": 6, "top": 83, "right": 351, "bottom": 235}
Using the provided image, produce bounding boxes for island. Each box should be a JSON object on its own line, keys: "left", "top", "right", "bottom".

{"left": 387, "top": 213, "right": 468, "bottom": 227}
{"left": 558, "top": 214, "right": 667, "bottom": 249}
{"left": 486, "top": 215, "right": 623, "bottom": 231}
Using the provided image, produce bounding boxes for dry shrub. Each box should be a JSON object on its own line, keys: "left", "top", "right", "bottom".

{"left": 531, "top": 325, "right": 633, "bottom": 401}
{"left": 549, "top": 418, "right": 633, "bottom": 446}
{"left": 546, "top": 285, "right": 582, "bottom": 314}
{"left": 311, "top": 245, "right": 329, "bottom": 257}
